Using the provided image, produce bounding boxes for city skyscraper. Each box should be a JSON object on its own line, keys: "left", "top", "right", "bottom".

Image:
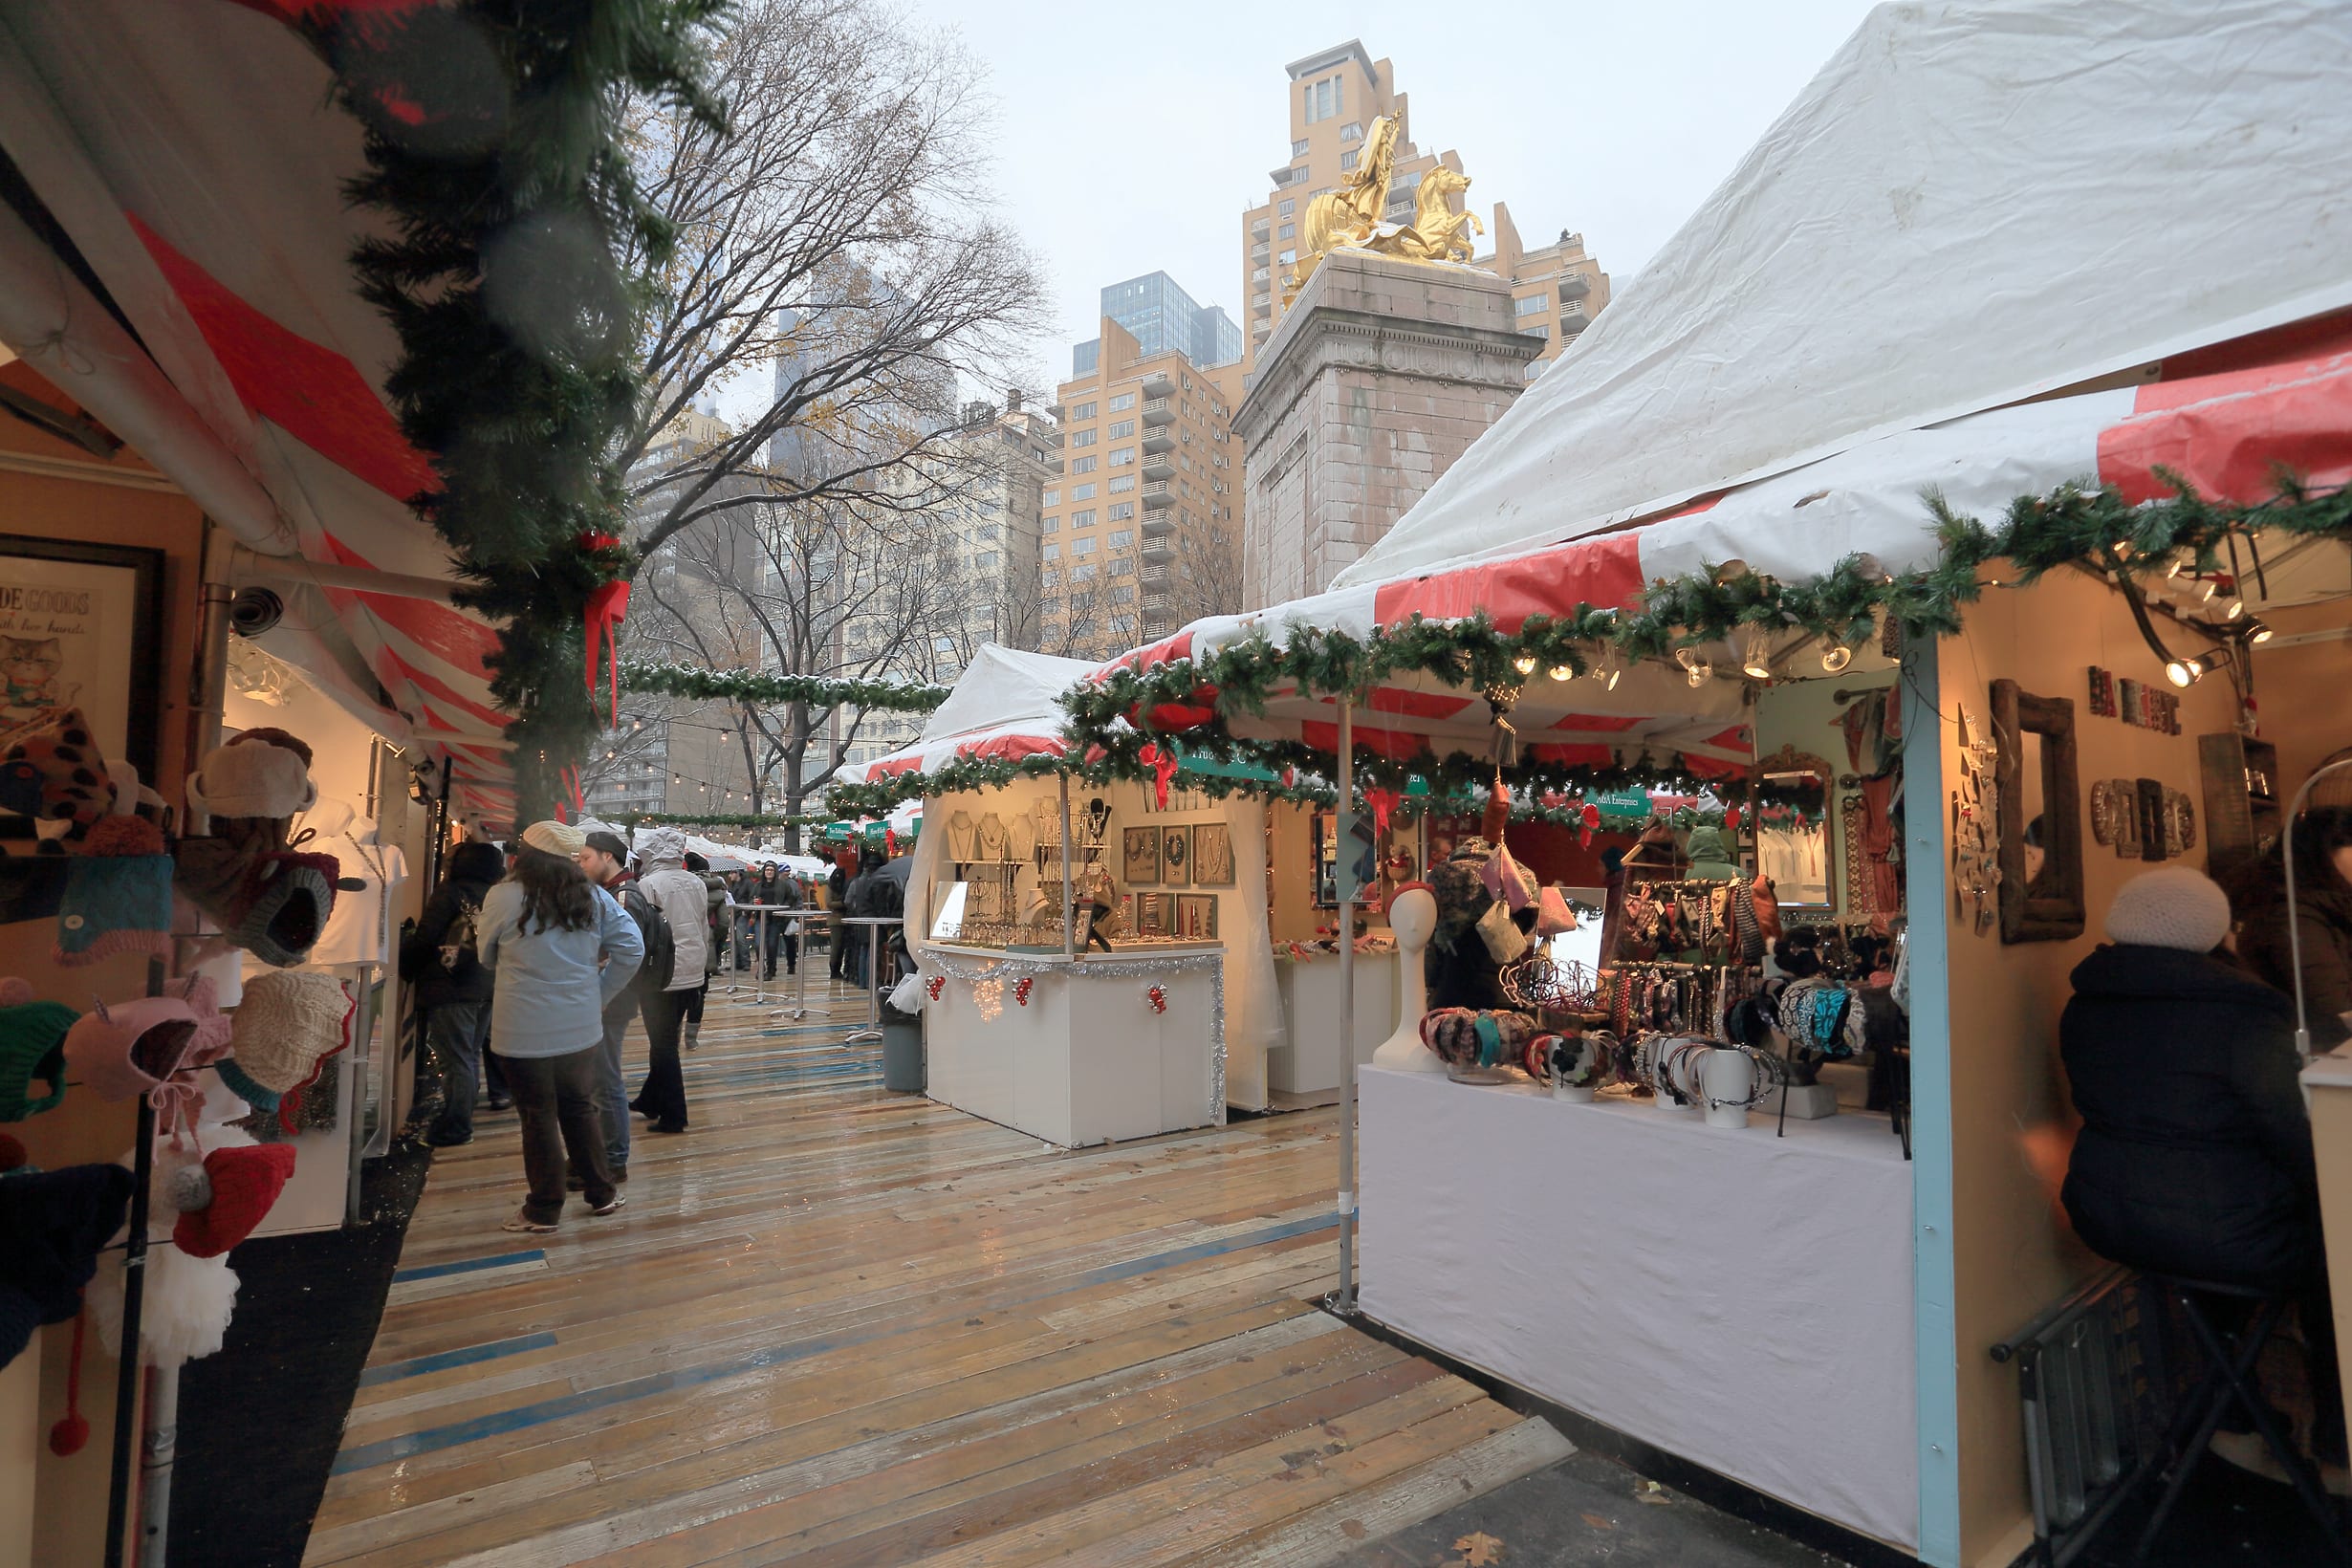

{"left": 1073, "top": 271, "right": 1243, "bottom": 378}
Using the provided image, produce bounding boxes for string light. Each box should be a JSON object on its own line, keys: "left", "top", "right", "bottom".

{"left": 1513, "top": 654, "right": 1537, "bottom": 676}
{"left": 1589, "top": 645, "right": 1622, "bottom": 690}
{"left": 1819, "top": 641, "right": 1854, "bottom": 674}
{"left": 1547, "top": 664, "right": 1575, "bottom": 682}
{"left": 1731, "top": 624, "right": 1774, "bottom": 681}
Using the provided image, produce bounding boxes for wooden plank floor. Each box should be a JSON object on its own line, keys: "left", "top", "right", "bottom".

{"left": 307, "top": 977, "right": 1568, "bottom": 1567}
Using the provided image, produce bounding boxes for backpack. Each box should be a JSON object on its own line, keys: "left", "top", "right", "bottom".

{"left": 616, "top": 882, "right": 675, "bottom": 992}
{"left": 853, "top": 872, "right": 905, "bottom": 921}
{"left": 440, "top": 898, "right": 481, "bottom": 975}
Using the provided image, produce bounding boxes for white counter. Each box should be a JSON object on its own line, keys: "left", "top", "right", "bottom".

{"left": 1358, "top": 1064, "right": 1920, "bottom": 1553}
{"left": 1270, "top": 948, "right": 1401, "bottom": 1094}
{"left": 918, "top": 942, "right": 1226, "bottom": 1147}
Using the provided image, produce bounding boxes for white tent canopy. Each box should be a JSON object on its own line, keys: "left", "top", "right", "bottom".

{"left": 839, "top": 644, "right": 1094, "bottom": 784}
{"left": 1342, "top": 0, "right": 2352, "bottom": 590}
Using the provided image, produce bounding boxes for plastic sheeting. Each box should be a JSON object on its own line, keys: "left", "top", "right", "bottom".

{"left": 1359, "top": 1066, "right": 1919, "bottom": 1549}
{"left": 1341, "top": 0, "right": 2352, "bottom": 589}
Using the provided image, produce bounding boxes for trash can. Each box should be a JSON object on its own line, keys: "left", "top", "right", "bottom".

{"left": 881, "top": 1002, "right": 925, "bottom": 1093}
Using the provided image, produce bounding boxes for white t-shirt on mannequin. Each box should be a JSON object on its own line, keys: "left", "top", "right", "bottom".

{"left": 298, "top": 799, "right": 410, "bottom": 967}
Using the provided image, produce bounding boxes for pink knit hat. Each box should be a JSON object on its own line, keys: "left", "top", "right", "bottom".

{"left": 62, "top": 995, "right": 230, "bottom": 1143}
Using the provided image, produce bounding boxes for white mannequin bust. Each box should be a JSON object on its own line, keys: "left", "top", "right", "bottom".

{"left": 1371, "top": 885, "right": 1443, "bottom": 1072}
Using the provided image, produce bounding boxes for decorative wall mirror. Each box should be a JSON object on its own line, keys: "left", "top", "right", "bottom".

{"left": 1991, "top": 678, "right": 2085, "bottom": 943}
{"left": 1753, "top": 745, "right": 1836, "bottom": 910}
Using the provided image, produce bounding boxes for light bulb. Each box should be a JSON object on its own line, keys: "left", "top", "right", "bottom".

{"left": 2199, "top": 579, "right": 2218, "bottom": 602}
{"left": 1590, "top": 646, "right": 1623, "bottom": 689}
{"left": 1820, "top": 642, "right": 1853, "bottom": 674}
{"left": 1673, "top": 647, "right": 1700, "bottom": 671}
{"left": 2249, "top": 620, "right": 2276, "bottom": 645}
{"left": 2164, "top": 658, "right": 2197, "bottom": 687}
{"left": 1685, "top": 660, "right": 1712, "bottom": 689}
{"left": 1513, "top": 654, "right": 1537, "bottom": 676}
{"left": 2166, "top": 556, "right": 2186, "bottom": 580}
{"left": 1731, "top": 624, "right": 1774, "bottom": 681}
{"left": 2223, "top": 598, "right": 2245, "bottom": 621}
{"left": 1548, "top": 664, "right": 1575, "bottom": 682}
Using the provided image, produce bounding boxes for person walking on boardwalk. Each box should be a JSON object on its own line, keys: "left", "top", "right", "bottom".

{"left": 399, "top": 838, "right": 505, "bottom": 1146}
{"left": 577, "top": 830, "right": 670, "bottom": 1183}
{"left": 630, "top": 827, "right": 712, "bottom": 1134}
{"left": 684, "top": 851, "right": 732, "bottom": 1049}
{"left": 477, "top": 820, "right": 642, "bottom": 1233}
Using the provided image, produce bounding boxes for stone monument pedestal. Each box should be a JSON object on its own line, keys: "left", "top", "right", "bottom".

{"left": 1237, "top": 249, "right": 1541, "bottom": 605}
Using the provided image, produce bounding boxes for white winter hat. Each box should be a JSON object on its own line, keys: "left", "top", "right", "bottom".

{"left": 2105, "top": 866, "right": 2232, "bottom": 953}
{"left": 185, "top": 735, "right": 316, "bottom": 819}
{"left": 520, "top": 819, "right": 586, "bottom": 858}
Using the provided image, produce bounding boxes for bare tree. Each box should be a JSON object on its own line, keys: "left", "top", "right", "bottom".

{"left": 622, "top": 0, "right": 1049, "bottom": 559}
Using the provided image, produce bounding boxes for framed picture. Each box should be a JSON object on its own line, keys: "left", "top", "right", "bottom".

{"left": 0, "top": 535, "right": 163, "bottom": 838}
{"left": 1190, "top": 822, "right": 1234, "bottom": 885}
{"left": 1174, "top": 892, "right": 1219, "bottom": 941}
{"left": 1122, "top": 825, "right": 1160, "bottom": 883}
{"left": 1137, "top": 891, "right": 1169, "bottom": 936}
{"left": 1159, "top": 824, "right": 1190, "bottom": 887}
{"left": 1118, "top": 893, "right": 1135, "bottom": 933}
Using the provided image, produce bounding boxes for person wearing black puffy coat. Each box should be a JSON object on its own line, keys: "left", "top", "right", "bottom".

{"left": 401, "top": 838, "right": 506, "bottom": 1144}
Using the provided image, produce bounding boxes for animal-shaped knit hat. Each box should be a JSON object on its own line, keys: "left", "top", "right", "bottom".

{"left": 56, "top": 816, "right": 174, "bottom": 968}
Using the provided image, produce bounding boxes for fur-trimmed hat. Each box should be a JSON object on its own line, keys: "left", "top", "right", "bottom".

{"left": 186, "top": 732, "right": 316, "bottom": 820}
{"left": 56, "top": 817, "right": 174, "bottom": 968}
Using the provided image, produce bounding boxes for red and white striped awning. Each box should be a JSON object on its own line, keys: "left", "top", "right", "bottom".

{"left": 1093, "top": 317, "right": 2352, "bottom": 774}
{"left": 0, "top": 0, "right": 518, "bottom": 825}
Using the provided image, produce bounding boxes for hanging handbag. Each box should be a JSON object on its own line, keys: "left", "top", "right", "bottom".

{"left": 1475, "top": 899, "right": 1528, "bottom": 964}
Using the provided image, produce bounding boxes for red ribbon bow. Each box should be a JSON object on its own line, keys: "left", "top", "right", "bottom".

{"left": 1136, "top": 743, "right": 1178, "bottom": 808}
{"left": 1579, "top": 802, "right": 1601, "bottom": 848}
{"left": 1362, "top": 788, "right": 1400, "bottom": 837}
{"left": 578, "top": 533, "right": 629, "bottom": 727}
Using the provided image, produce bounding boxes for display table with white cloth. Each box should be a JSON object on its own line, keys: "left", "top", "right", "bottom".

{"left": 1269, "top": 948, "right": 1399, "bottom": 1094}
{"left": 1357, "top": 1064, "right": 1919, "bottom": 1552}
{"left": 918, "top": 942, "right": 1226, "bottom": 1147}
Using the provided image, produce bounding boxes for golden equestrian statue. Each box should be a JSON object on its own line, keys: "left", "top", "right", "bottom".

{"left": 1285, "top": 117, "right": 1489, "bottom": 300}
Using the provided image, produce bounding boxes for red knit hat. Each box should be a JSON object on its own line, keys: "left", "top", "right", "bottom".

{"left": 171, "top": 1143, "right": 294, "bottom": 1258}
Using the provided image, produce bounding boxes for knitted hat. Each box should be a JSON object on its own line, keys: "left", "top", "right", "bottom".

{"left": 0, "top": 1163, "right": 134, "bottom": 1367}
{"left": 221, "top": 971, "right": 353, "bottom": 1105}
{"left": 520, "top": 819, "right": 585, "bottom": 858}
{"left": 62, "top": 994, "right": 226, "bottom": 1143}
{"left": 55, "top": 816, "right": 174, "bottom": 968}
{"left": 172, "top": 1143, "right": 295, "bottom": 1258}
{"left": 2106, "top": 866, "right": 2233, "bottom": 953}
{"left": 225, "top": 850, "right": 339, "bottom": 969}
{"left": 0, "top": 979, "right": 76, "bottom": 1122}
{"left": 0, "top": 708, "right": 118, "bottom": 832}
{"left": 185, "top": 733, "right": 316, "bottom": 820}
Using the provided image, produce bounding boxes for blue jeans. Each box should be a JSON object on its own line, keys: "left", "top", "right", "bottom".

{"left": 596, "top": 991, "right": 638, "bottom": 1172}
{"left": 425, "top": 1000, "right": 487, "bottom": 1143}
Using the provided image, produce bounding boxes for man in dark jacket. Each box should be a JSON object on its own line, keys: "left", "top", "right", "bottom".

{"left": 826, "top": 853, "right": 852, "bottom": 981}
{"left": 2059, "top": 866, "right": 2345, "bottom": 1482}
{"left": 2232, "top": 806, "right": 2352, "bottom": 1050}
{"left": 402, "top": 839, "right": 505, "bottom": 1146}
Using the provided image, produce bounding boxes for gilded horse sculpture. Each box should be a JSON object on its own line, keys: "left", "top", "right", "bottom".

{"left": 1368, "top": 167, "right": 1483, "bottom": 265}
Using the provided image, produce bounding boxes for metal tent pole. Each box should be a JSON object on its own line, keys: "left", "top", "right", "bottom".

{"left": 1335, "top": 696, "right": 1358, "bottom": 1313}
{"left": 1059, "top": 774, "right": 1076, "bottom": 962}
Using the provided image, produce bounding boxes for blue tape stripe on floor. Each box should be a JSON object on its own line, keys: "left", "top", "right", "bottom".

{"left": 390, "top": 1248, "right": 545, "bottom": 1284}
{"left": 356, "top": 1332, "right": 559, "bottom": 1388}
{"left": 331, "top": 1211, "right": 1338, "bottom": 1474}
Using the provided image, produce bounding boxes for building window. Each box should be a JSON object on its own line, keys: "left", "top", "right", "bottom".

{"left": 1042, "top": 542, "right": 1059, "bottom": 560}
{"left": 1110, "top": 446, "right": 1135, "bottom": 466}
{"left": 1108, "top": 474, "right": 1136, "bottom": 493}
{"left": 973, "top": 551, "right": 996, "bottom": 569}
{"left": 1278, "top": 198, "right": 1296, "bottom": 216}
{"left": 1252, "top": 267, "right": 1270, "bottom": 284}
{"left": 1514, "top": 294, "right": 1549, "bottom": 316}
{"left": 1072, "top": 483, "right": 1096, "bottom": 500}
{"left": 978, "top": 523, "right": 1000, "bottom": 539}
{"left": 1111, "top": 585, "right": 1136, "bottom": 603}
{"left": 1068, "top": 401, "right": 1097, "bottom": 421}
{"left": 1339, "top": 150, "right": 1359, "bottom": 172}
{"left": 1304, "top": 76, "right": 1340, "bottom": 123}
{"left": 1277, "top": 249, "right": 1296, "bottom": 266}
{"left": 1340, "top": 120, "right": 1364, "bottom": 142}
{"left": 1107, "top": 504, "right": 1133, "bottom": 523}
{"left": 1071, "top": 510, "right": 1096, "bottom": 529}
{"left": 1109, "top": 392, "right": 1135, "bottom": 411}
{"left": 1108, "top": 419, "right": 1135, "bottom": 439}
{"left": 1070, "top": 428, "right": 1097, "bottom": 447}
{"left": 1522, "top": 323, "right": 1551, "bottom": 338}
{"left": 1040, "top": 514, "right": 1059, "bottom": 533}
{"left": 1042, "top": 489, "right": 1059, "bottom": 507}
{"left": 1277, "top": 223, "right": 1296, "bottom": 240}
{"left": 1109, "top": 528, "right": 1133, "bottom": 547}
{"left": 1071, "top": 455, "right": 1097, "bottom": 473}
{"left": 1070, "top": 534, "right": 1098, "bottom": 556}
{"left": 1290, "top": 138, "right": 1309, "bottom": 157}
{"left": 1071, "top": 562, "right": 1097, "bottom": 581}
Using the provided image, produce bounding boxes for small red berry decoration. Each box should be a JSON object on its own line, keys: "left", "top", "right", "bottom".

{"left": 1145, "top": 984, "right": 1167, "bottom": 1014}
{"left": 925, "top": 975, "right": 945, "bottom": 1001}
{"left": 1014, "top": 977, "right": 1034, "bottom": 1007}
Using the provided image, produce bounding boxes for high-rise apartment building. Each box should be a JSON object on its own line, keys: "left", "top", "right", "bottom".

{"left": 1241, "top": 41, "right": 1610, "bottom": 379}
{"left": 1074, "top": 272, "right": 1243, "bottom": 377}
{"left": 1044, "top": 314, "right": 1243, "bottom": 660}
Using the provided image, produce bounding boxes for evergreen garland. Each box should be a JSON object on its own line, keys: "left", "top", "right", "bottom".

{"left": 1063, "top": 472, "right": 2351, "bottom": 791}
{"left": 324, "top": 1, "right": 725, "bottom": 820}
{"left": 619, "top": 661, "right": 951, "bottom": 713}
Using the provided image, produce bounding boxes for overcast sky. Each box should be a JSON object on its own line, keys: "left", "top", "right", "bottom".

{"left": 915, "top": 0, "right": 1882, "bottom": 392}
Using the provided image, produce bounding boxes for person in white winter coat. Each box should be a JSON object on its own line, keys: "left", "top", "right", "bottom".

{"left": 629, "top": 828, "right": 712, "bottom": 1134}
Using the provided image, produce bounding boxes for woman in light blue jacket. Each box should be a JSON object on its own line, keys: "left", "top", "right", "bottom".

{"left": 477, "top": 821, "right": 643, "bottom": 1232}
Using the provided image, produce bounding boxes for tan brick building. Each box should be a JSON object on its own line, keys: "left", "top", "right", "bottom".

{"left": 1044, "top": 316, "right": 1243, "bottom": 659}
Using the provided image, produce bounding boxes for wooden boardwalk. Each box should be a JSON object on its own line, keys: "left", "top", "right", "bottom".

{"left": 306, "top": 977, "right": 1568, "bottom": 1566}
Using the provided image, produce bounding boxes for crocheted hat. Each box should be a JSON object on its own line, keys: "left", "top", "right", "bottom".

{"left": 520, "top": 819, "right": 585, "bottom": 858}
{"left": 172, "top": 1143, "right": 295, "bottom": 1258}
{"left": 2106, "top": 865, "right": 2232, "bottom": 953}
{"left": 55, "top": 817, "right": 174, "bottom": 968}
{"left": 0, "top": 1163, "right": 134, "bottom": 1367}
{"left": 0, "top": 708, "right": 117, "bottom": 833}
{"left": 185, "top": 731, "right": 316, "bottom": 821}
{"left": 0, "top": 979, "right": 77, "bottom": 1122}
{"left": 225, "top": 850, "right": 340, "bottom": 969}
{"left": 62, "top": 994, "right": 227, "bottom": 1143}
{"left": 220, "top": 971, "right": 352, "bottom": 1108}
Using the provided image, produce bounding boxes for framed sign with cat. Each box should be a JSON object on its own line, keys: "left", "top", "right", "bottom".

{"left": 0, "top": 535, "right": 163, "bottom": 838}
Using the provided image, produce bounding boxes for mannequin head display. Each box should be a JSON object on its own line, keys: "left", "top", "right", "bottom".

{"left": 1372, "top": 882, "right": 1444, "bottom": 1072}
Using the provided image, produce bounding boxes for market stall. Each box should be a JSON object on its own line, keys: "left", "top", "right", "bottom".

{"left": 1063, "top": 4, "right": 2352, "bottom": 1563}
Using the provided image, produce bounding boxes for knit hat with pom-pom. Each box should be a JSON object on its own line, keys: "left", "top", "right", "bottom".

{"left": 172, "top": 1143, "right": 296, "bottom": 1258}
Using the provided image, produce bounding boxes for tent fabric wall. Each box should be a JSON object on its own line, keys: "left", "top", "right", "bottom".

{"left": 1339, "top": 0, "right": 2352, "bottom": 588}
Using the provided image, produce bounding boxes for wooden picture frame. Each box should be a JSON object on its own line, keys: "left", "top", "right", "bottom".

{"left": 1992, "top": 678, "right": 2086, "bottom": 944}
{"left": 0, "top": 534, "right": 163, "bottom": 839}
{"left": 1137, "top": 891, "right": 1168, "bottom": 936}
{"left": 1174, "top": 892, "right": 1219, "bottom": 941}
{"left": 1190, "top": 822, "right": 1234, "bottom": 885}
{"left": 1122, "top": 825, "right": 1159, "bottom": 883}
{"left": 1159, "top": 824, "right": 1190, "bottom": 887}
